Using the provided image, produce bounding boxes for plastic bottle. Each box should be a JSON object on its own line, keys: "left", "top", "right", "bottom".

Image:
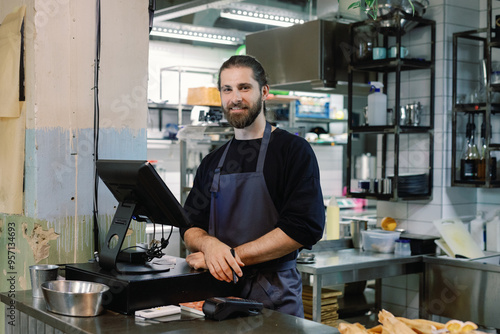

{"left": 326, "top": 197, "right": 340, "bottom": 240}
{"left": 486, "top": 211, "right": 500, "bottom": 252}
{"left": 394, "top": 239, "right": 411, "bottom": 256}
{"left": 470, "top": 211, "right": 486, "bottom": 251}
{"left": 366, "top": 81, "right": 387, "bottom": 126}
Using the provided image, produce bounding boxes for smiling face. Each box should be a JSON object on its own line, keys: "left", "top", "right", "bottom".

{"left": 219, "top": 66, "right": 269, "bottom": 129}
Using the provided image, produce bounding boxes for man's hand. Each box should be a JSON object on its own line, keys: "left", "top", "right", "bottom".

{"left": 184, "top": 229, "right": 244, "bottom": 283}
{"left": 184, "top": 251, "right": 207, "bottom": 270}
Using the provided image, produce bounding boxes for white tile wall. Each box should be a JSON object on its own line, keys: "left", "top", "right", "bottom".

{"left": 381, "top": 274, "right": 421, "bottom": 318}
{"left": 312, "top": 145, "right": 345, "bottom": 198}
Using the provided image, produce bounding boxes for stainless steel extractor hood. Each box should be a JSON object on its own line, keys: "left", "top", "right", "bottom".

{"left": 246, "top": 19, "right": 372, "bottom": 95}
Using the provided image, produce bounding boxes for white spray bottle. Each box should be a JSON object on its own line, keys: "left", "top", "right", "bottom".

{"left": 470, "top": 211, "right": 486, "bottom": 251}
{"left": 486, "top": 210, "right": 500, "bottom": 252}
{"left": 367, "top": 81, "right": 387, "bottom": 126}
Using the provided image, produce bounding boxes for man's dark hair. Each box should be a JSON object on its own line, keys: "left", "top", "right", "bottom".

{"left": 217, "top": 55, "right": 268, "bottom": 90}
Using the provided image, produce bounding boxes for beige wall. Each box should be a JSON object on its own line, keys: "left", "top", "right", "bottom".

{"left": 0, "top": 1, "right": 149, "bottom": 329}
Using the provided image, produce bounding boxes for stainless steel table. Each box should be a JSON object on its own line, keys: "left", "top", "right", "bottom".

{"left": 1, "top": 290, "right": 339, "bottom": 334}
{"left": 297, "top": 247, "right": 424, "bottom": 323}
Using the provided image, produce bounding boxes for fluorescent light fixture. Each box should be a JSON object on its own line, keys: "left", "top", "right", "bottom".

{"left": 150, "top": 25, "right": 243, "bottom": 46}
{"left": 220, "top": 8, "right": 305, "bottom": 27}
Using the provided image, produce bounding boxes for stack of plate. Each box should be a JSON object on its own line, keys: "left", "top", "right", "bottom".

{"left": 391, "top": 173, "right": 428, "bottom": 196}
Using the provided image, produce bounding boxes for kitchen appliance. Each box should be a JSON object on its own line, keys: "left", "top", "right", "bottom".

{"left": 246, "top": 19, "right": 374, "bottom": 95}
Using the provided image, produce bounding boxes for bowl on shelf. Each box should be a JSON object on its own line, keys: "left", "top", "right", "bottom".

{"left": 41, "top": 280, "right": 110, "bottom": 317}
{"left": 372, "top": 0, "right": 430, "bottom": 35}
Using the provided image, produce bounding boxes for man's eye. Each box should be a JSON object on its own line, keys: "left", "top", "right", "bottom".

{"left": 222, "top": 88, "right": 232, "bottom": 93}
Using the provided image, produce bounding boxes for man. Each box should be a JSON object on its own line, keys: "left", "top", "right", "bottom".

{"left": 181, "top": 55, "right": 325, "bottom": 317}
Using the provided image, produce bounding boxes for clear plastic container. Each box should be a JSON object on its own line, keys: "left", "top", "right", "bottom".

{"left": 394, "top": 239, "right": 412, "bottom": 256}
{"left": 361, "top": 230, "right": 401, "bottom": 253}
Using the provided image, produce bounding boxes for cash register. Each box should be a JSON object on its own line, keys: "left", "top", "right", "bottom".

{"left": 65, "top": 160, "right": 236, "bottom": 314}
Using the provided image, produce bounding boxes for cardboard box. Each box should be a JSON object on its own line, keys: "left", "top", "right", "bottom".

{"left": 187, "top": 87, "right": 221, "bottom": 106}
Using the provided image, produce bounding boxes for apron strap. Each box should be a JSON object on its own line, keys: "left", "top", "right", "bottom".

{"left": 210, "top": 122, "right": 272, "bottom": 193}
{"left": 256, "top": 122, "right": 272, "bottom": 173}
{"left": 210, "top": 139, "right": 232, "bottom": 194}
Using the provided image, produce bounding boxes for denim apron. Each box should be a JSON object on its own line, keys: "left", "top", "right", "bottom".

{"left": 209, "top": 122, "right": 303, "bottom": 317}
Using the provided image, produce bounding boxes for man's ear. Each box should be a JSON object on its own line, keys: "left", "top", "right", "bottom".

{"left": 262, "top": 84, "right": 270, "bottom": 100}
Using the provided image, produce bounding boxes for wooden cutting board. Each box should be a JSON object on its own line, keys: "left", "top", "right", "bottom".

{"left": 433, "top": 218, "right": 485, "bottom": 259}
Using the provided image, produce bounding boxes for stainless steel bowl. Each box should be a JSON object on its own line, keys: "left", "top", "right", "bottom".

{"left": 373, "top": 0, "right": 429, "bottom": 35}
{"left": 41, "top": 280, "right": 110, "bottom": 317}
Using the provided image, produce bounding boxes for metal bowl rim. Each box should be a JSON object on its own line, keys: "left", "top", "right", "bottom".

{"left": 41, "top": 280, "right": 110, "bottom": 295}
{"left": 29, "top": 264, "right": 59, "bottom": 270}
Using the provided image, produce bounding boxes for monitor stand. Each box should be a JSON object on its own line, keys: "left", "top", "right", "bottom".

{"left": 99, "top": 201, "right": 171, "bottom": 274}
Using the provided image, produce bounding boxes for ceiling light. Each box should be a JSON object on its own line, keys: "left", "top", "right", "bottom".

{"left": 150, "top": 22, "right": 245, "bottom": 46}
{"left": 151, "top": 27, "right": 241, "bottom": 45}
{"left": 220, "top": 8, "right": 304, "bottom": 27}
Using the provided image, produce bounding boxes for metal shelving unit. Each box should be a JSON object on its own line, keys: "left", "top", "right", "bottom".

{"left": 451, "top": 0, "right": 500, "bottom": 188}
{"left": 346, "top": 14, "right": 436, "bottom": 201}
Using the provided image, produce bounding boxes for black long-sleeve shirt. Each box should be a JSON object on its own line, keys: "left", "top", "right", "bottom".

{"left": 181, "top": 128, "right": 325, "bottom": 249}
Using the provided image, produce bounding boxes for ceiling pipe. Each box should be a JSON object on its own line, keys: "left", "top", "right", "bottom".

{"left": 154, "top": 0, "right": 244, "bottom": 21}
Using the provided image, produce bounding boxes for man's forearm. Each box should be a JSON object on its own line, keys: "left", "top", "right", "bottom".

{"left": 235, "top": 228, "right": 302, "bottom": 266}
{"left": 183, "top": 227, "right": 218, "bottom": 253}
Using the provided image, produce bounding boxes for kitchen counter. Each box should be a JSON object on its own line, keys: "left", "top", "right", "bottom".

{"left": 1, "top": 290, "right": 339, "bottom": 334}
{"left": 423, "top": 253, "right": 500, "bottom": 328}
{"left": 297, "top": 246, "right": 424, "bottom": 322}
{"left": 297, "top": 244, "right": 500, "bottom": 329}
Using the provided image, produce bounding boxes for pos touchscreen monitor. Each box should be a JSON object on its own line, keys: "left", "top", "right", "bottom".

{"left": 96, "top": 160, "right": 190, "bottom": 273}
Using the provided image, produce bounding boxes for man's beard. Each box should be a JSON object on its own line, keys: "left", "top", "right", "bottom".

{"left": 223, "top": 95, "right": 262, "bottom": 129}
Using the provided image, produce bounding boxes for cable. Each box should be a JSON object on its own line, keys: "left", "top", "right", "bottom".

{"left": 92, "top": 0, "right": 102, "bottom": 255}
{"left": 135, "top": 315, "right": 204, "bottom": 323}
{"left": 93, "top": 0, "right": 156, "bottom": 255}
{"left": 148, "top": 0, "right": 156, "bottom": 33}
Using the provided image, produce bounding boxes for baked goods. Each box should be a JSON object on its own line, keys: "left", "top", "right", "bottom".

{"left": 338, "top": 322, "right": 369, "bottom": 333}
{"left": 381, "top": 217, "right": 397, "bottom": 231}
{"left": 337, "top": 309, "right": 487, "bottom": 334}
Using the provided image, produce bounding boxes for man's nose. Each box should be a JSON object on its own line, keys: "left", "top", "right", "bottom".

{"left": 231, "top": 90, "right": 242, "bottom": 103}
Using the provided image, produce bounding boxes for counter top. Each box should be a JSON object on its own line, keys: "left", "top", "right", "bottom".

{"left": 297, "top": 248, "right": 423, "bottom": 276}
{"left": 296, "top": 246, "right": 425, "bottom": 322}
{"left": 1, "top": 290, "right": 338, "bottom": 334}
